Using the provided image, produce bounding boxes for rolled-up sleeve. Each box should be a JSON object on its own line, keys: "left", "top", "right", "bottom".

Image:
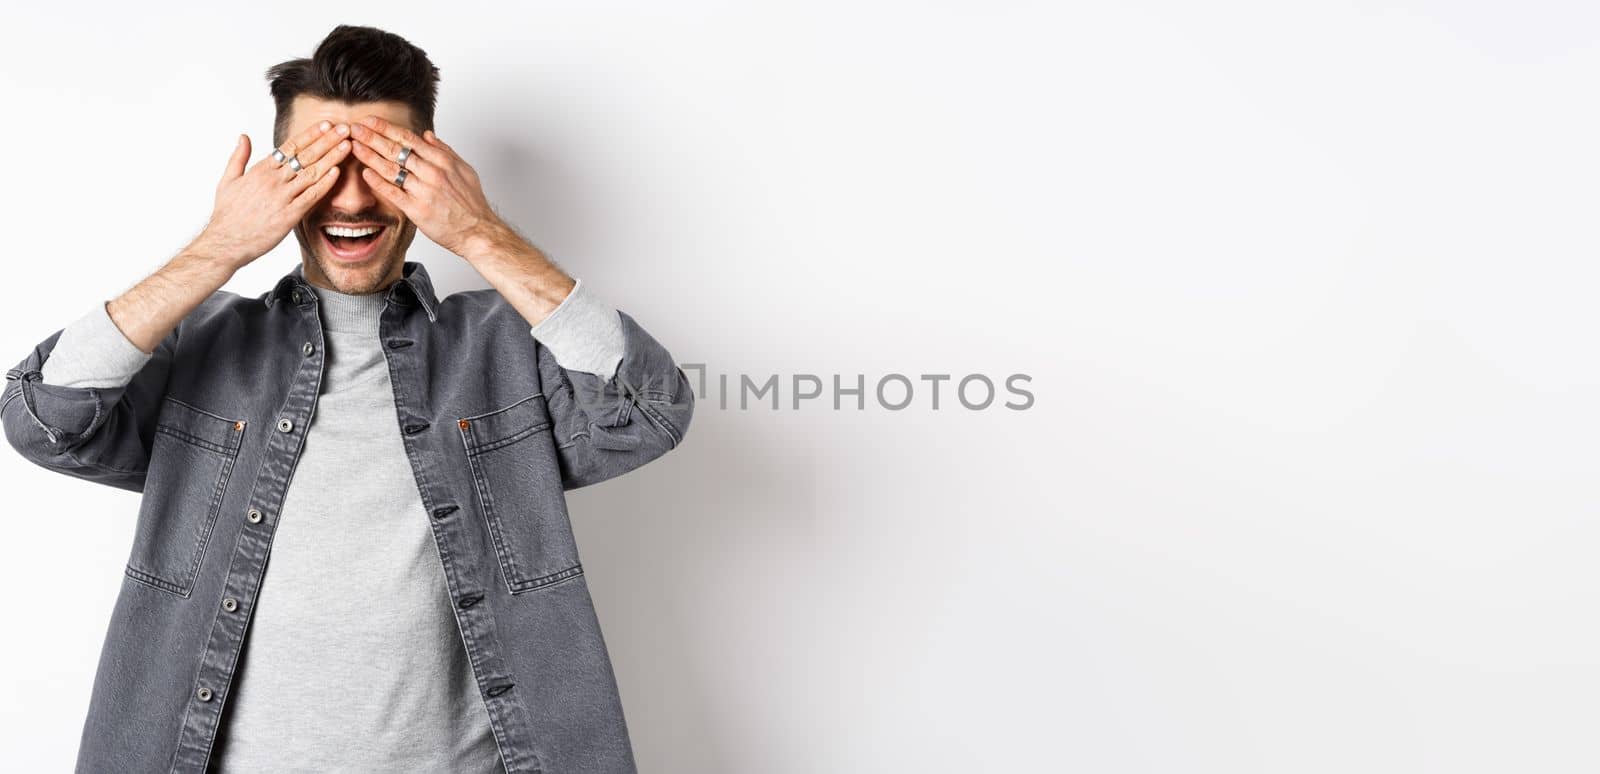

{"left": 1, "top": 301, "right": 176, "bottom": 492}
{"left": 531, "top": 280, "right": 693, "bottom": 490}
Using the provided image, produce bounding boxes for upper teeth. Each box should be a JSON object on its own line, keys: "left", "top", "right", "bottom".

{"left": 324, "top": 225, "right": 380, "bottom": 237}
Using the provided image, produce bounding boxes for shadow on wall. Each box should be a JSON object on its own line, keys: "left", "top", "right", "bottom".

{"left": 471, "top": 128, "right": 604, "bottom": 252}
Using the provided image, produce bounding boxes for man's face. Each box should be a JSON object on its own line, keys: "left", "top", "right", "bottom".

{"left": 286, "top": 95, "right": 420, "bottom": 295}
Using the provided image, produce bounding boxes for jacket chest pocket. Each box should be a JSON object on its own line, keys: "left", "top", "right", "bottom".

{"left": 124, "top": 397, "right": 245, "bottom": 597}
{"left": 459, "top": 392, "right": 584, "bottom": 594}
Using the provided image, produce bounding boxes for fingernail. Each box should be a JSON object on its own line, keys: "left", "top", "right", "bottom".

{"left": 320, "top": 120, "right": 331, "bottom": 131}
{"left": 336, "top": 124, "right": 349, "bottom": 136}
{"left": 339, "top": 141, "right": 350, "bottom": 150}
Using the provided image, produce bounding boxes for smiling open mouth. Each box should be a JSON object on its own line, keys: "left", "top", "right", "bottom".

{"left": 321, "top": 224, "right": 388, "bottom": 262}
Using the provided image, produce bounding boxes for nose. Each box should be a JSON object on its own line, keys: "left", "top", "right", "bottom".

{"left": 325, "top": 154, "right": 378, "bottom": 214}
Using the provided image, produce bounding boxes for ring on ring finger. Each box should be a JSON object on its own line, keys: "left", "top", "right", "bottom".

{"left": 279, "top": 158, "right": 312, "bottom": 183}
{"left": 396, "top": 146, "right": 412, "bottom": 170}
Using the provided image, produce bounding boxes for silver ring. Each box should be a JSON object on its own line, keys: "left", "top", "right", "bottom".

{"left": 287, "top": 156, "right": 303, "bottom": 172}
{"left": 271, "top": 148, "right": 287, "bottom": 164}
{"left": 394, "top": 168, "right": 409, "bottom": 189}
{"left": 396, "top": 146, "right": 412, "bottom": 169}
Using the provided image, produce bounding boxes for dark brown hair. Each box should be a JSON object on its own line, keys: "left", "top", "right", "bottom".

{"left": 265, "top": 25, "right": 440, "bottom": 147}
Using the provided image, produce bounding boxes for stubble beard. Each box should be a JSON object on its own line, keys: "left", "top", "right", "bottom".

{"left": 294, "top": 224, "right": 411, "bottom": 296}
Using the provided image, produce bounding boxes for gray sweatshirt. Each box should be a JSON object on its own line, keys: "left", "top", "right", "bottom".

{"left": 40, "top": 273, "right": 625, "bottom": 772}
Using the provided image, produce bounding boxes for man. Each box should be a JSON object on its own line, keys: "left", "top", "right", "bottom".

{"left": 1, "top": 25, "right": 693, "bottom": 774}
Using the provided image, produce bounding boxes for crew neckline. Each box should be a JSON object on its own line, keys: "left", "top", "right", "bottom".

{"left": 308, "top": 283, "right": 389, "bottom": 335}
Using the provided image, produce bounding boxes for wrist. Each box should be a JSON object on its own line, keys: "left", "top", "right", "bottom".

{"left": 174, "top": 239, "right": 241, "bottom": 285}
{"left": 457, "top": 218, "right": 519, "bottom": 264}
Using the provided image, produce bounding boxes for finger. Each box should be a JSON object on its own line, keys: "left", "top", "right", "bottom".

{"left": 285, "top": 138, "right": 351, "bottom": 189}
{"left": 354, "top": 115, "right": 440, "bottom": 167}
{"left": 360, "top": 166, "right": 417, "bottom": 212}
{"left": 286, "top": 165, "right": 342, "bottom": 216}
{"left": 222, "top": 135, "right": 249, "bottom": 182}
{"left": 281, "top": 127, "right": 352, "bottom": 185}
{"left": 350, "top": 124, "right": 442, "bottom": 183}
{"left": 425, "top": 130, "right": 478, "bottom": 181}
{"left": 267, "top": 119, "right": 334, "bottom": 172}
{"left": 300, "top": 122, "right": 351, "bottom": 166}
{"left": 423, "top": 129, "right": 455, "bottom": 154}
{"left": 350, "top": 136, "right": 437, "bottom": 186}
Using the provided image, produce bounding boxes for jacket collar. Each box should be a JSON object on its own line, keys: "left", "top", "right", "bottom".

{"left": 263, "top": 260, "right": 439, "bottom": 323}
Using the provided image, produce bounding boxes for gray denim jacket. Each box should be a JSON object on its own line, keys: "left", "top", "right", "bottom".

{"left": 1, "top": 260, "right": 694, "bottom": 773}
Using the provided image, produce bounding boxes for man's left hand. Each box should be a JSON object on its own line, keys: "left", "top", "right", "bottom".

{"left": 349, "top": 115, "right": 503, "bottom": 258}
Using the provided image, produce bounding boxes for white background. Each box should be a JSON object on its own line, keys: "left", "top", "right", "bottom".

{"left": 3, "top": 2, "right": 1597, "bottom": 772}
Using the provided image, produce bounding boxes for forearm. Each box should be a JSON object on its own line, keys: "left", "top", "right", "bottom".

{"left": 461, "top": 222, "right": 577, "bottom": 328}
{"left": 462, "top": 222, "right": 625, "bottom": 379}
{"left": 108, "top": 243, "right": 236, "bottom": 355}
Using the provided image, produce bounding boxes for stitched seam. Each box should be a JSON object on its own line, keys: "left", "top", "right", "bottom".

{"left": 466, "top": 453, "right": 530, "bottom": 592}
{"left": 126, "top": 442, "right": 239, "bottom": 597}
{"left": 459, "top": 391, "right": 545, "bottom": 422}
{"left": 634, "top": 399, "right": 680, "bottom": 447}
{"left": 621, "top": 375, "right": 681, "bottom": 446}
{"left": 464, "top": 421, "right": 553, "bottom": 454}
{"left": 508, "top": 563, "right": 585, "bottom": 594}
{"left": 124, "top": 565, "right": 186, "bottom": 595}
{"left": 415, "top": 382, "right": 520, "bottom": 774}
{"left": 154, "top": 425, "right": 234, "bottom": 455}
{"left": 15, "top": 372, "right": 104, "bottom": 446}
{"left": 164, "top": 395, "right": 239, "bottom": 425}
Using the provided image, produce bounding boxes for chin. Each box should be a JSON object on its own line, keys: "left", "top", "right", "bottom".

{"left": 313, "top": 249, "right": 402, "bottom": 295}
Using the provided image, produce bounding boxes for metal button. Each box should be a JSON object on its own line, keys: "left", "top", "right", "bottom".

{"left": 247, "top": 508, "right": 263, "bottom": 524}
{"left": 277, "top": 418, "right": 293, "bottom": 433}
{"left": 302, "top": 342, "right": 314, "bottom": 356}
{"left": 222, "top": 597, "right": 238, "bottom": 612}
{"left": 196, "top": 687, "right": 213, "bottom": 702}
{"left": 291, "top": 289, "right": 303, "bottom": 304}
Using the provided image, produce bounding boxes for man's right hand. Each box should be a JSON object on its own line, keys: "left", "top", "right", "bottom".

{"left": 86, "top": 122, "right": 352, "bottom": 354}
{"left": 194, "top": 120, "right": 352, "bottom": 272}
